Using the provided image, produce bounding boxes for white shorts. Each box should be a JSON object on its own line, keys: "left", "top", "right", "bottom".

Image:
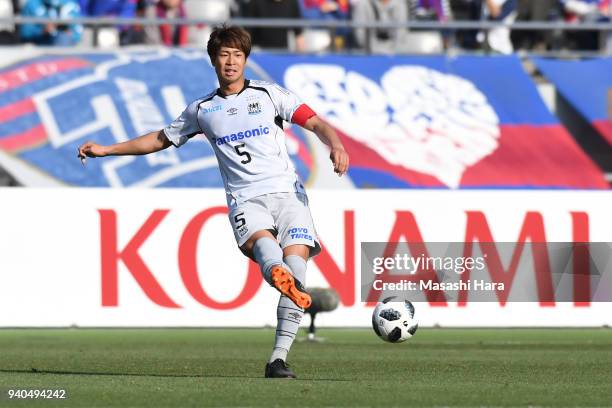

{"left": 228, "top": 192, "right": 321, "bottom": 258}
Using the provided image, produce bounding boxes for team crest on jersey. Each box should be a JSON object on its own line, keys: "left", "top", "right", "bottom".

{"left": 248, "top": 101, "right": 262, "bottom": 115}
{"left": 227, "top": 107, "right": 238, "bottom": 116}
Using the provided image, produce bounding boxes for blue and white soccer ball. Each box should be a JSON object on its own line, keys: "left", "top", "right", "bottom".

{"left": 372, "top": 297, "right": 419, "bottom": 343}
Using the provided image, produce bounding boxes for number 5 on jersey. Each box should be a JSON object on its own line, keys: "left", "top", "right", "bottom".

{"left": 234, "top": 143, "right": 252, "bottom": 164}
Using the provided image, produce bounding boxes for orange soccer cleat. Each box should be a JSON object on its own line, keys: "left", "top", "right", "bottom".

{"left": 270, "top": 265, "right": 312, "bottom": 309}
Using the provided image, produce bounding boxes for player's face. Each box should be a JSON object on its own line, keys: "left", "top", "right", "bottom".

{"left": 215, "top": 46, "right": 246, "bottom": 86}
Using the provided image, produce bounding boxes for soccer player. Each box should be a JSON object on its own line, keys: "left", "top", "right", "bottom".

{"left": 77, "top": 25, "right": 349, "bottom": 379}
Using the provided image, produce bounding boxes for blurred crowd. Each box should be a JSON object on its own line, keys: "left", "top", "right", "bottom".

{"left": 0, "top": 0, "right": 610, "bottom": 53}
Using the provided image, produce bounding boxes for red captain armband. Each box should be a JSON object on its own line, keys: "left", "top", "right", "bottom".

{"left": 291, "top": 104, "right": 317, "bottom": 127}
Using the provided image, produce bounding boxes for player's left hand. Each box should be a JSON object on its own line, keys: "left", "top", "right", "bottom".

{"left": 330, "top": 146, "right": 349, "bottom": 176}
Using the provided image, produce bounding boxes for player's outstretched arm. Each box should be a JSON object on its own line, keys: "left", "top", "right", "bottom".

{"left": 302, "top": 115, "right": 349, "bottom": 176}
{"left": 77, "top": 130, "right": 172, "bottom": 162}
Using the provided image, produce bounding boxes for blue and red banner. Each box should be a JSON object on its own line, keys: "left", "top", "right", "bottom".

{"left": 251, "top": 54, "right": 607, "bottom": 189}
{"left": 0, "top": 51, "right": 311, "bottom": 187}
{"left": 0, "top": 51, "right": 606, "bottom": 188}
{"left": 533, "top": 57, "right": 612, "bottom": 147}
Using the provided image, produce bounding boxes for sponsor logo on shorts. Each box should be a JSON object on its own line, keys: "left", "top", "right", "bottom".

{"left": 214, "top": 126, "right": 270, "bottom": 146}
{"left": 238, "top": 226, "right": 249, "bottom": 237}
{"left": 288, "top": 227, "right": 312, "bottom": 241}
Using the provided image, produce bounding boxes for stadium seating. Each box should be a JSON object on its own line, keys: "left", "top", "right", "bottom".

{"left": 184, "top": 0, "right": 231, "bottom": 46}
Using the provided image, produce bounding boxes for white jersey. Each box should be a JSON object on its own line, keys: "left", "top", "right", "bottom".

{"left": 163, "top": 79, "right": 314, "bottom": 205}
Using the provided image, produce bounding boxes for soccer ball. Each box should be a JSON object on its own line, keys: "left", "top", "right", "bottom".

{"left": 372, "top": 297, "right": 418, "bottom": 343}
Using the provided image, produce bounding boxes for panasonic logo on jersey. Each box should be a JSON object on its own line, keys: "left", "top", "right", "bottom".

{"left": 214, "top": 126, "right": 270, "bottom": 145}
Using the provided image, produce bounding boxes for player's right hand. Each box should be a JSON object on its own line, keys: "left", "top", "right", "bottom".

{"left": 330, "top": 146, "right": 349, "bottom": 177}
{"left": 77, "top": 141, "right": 107, "bottom": 163}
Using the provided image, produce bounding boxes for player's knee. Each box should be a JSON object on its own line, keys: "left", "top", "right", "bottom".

{"left": 241, "top": 230, "right": 277, "bottom": 260}
{"left": 240, "top": 243, "right": 255, "bottom": 259}
{"left": 283, "top": 244, "right": 310, "bottom": 260}
{"left": 241, "top": 239, "right": 253, "bottom": 253}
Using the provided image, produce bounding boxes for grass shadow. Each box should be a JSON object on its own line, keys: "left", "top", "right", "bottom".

{"left": 0, "top": 368, "right": 352, "bottom": 382}
{"left": 0, "top": 368, "right": 254, "bottom": 380}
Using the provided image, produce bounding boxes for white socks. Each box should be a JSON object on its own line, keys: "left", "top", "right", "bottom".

{"left": 252, "top": 237, "right": 309, "bottom": 363}
{"left": 269, "top": 255, "right": 307, "bottom": 363}
{"left": 284, "top": 255, "right": 307, "bottom": 285}
{"left": 252, "top": 237, "right": 284, "bottom": 286}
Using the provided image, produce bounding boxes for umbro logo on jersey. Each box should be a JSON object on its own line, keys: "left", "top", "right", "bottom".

{"left": 248, "top": 102, "right": 262, "bottom": 115}
{"left": 203, "top": 105, "right": 222, "bottom": 114}
{"left": 227, "top": 107, "right": 238, "bottom": 116}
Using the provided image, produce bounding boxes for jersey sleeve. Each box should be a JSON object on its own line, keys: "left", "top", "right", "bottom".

{"left": 268, "top": 83, "right": 315, "bottom": 124}
{"left": 163, "top": 100, "right": 202, "bottom": 147}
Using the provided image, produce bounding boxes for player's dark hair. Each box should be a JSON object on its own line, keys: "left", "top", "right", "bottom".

{"left": 207, "top": 25, "right": 251, "bottom": 61}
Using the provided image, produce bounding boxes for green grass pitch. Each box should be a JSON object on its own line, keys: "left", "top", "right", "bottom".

{"left": 1, "top": 328, "right": 611, "bottom": 407}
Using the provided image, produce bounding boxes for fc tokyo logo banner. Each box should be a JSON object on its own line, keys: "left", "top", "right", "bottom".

{"left": 0, "top": 50, "right": 312, "bottom": 187}
{"left": 251, "top": 54, "right": 607, "bottom": 189}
